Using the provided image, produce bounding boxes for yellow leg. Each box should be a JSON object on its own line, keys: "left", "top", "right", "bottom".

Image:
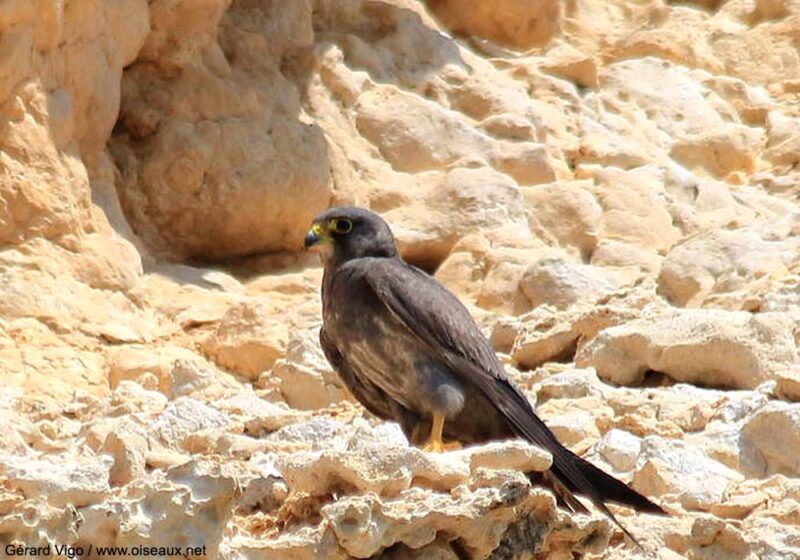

{"left": 422, "top": 412, "right": 462, "bottom": 453}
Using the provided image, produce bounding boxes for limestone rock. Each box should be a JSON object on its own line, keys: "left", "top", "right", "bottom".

{"left": 212, "top": 393, "right": 309, "bottom": 436}
{"left": 511, "top": 305, "right": 582, "bottom": 368}
{"left": 356, "top": 86, "right": 557, "bottom": 185}
{"left": 589, "top": 239, "right": 663, "bottom": 281}
{"left": 775, "top": 369, "right": 800, "bottom": 401}
{"left": 534, "top": 367, "right": 607, "bottom": 402}
{"left": 0, "top": 319, "right": 107, "bottom": 401}
{"left": 426, "top": 0, "right": 562, "bottom": 49}
{"left": 237, "top": 457, "right": 287, "bottom": 513}
{"left": 658, "top": 226, "right": 799, "bottom": 307}
{"left": 539, "top": 42, "right": 599, "bottom": 88}
{"left": 522, "top": 181, "right": 602, "bottom": 257}
{"left": 0, "top": 410, "right": 31, "bottom": 456}
{"left": 272, "top": 421, "right": 554, "bottom": 500}
{"left": 78, "top": 460, "right": 237, "bottom": 557}
{"left": 383, "top": 167, "right": 533, "bottom": 269}
{"left": 594, "top": 429, "right": 642, "bottom": 473}
{"left": 542, "top": 410, "right": 602, "bottom": 449}
{"left": 576, "top": 308, "right": 799, "bottom": 388}
{"left": 276, "top": 445, "right": 470, "bottom": 497}
{"left": 709, "top": 490, "right": 768, "bottom": 520}
{"left": 670, "top": 124, "right": 762, "bottom": 179}
{"left": 106, "top": 380, "right": 169, "bottom": 417}
{"left": 266, "top": 326, "right": 350, "bottom": 410}
{"left": 511, "top": 282, "right": 664, "bottom": 369}
{"left": 633, "top": 436, "right": 743, "bottom": 510}
{"left": 764, "top": 111, "right": 800, "bottom": 167}
{"left": 459, "top": 440, "right": 552, "bottom": 473}
{"left": 578, "top": 165, "right": 682, "bottom": 252}
{"left": 106, "top": 344, "right": 217, "bottom": 394}
{"left": 266, "top": 417, "right": 358, "bottom": 450}
{"left": 203, "top": 302, "right": 289, "bottom": 379}
{"left": 229, "top": 525, "right": 347, "bottom": 560}
{"left": 169, "top": 357, "right": 239, "bottom": 399}
{"left": 0, "top": 454, "right": 112, "bottom": 508}
{"left": 605, "top": 6, "right": 719, "bottom": 75}
{"left": 760, "top": 274, "right": 800, "bottom": 313}
{"left": 0, "top": 390, "right": 38, "bottom": 455}
{"left": 112, "top": 0, "right": 331, "bottom": 258}
{"left": 740, "top": 401, "right": 800, "bottom": 477}
{"left": 702, "top": 76, "right": 774, "bottom": 126}
{"left": 100, "top": 422, "right": 148, "bottom": 487}
{"left": 596, "top": 58, "right": 739, "bottom": 146}
{"left": 323, "top": 487, "right": 606, "bottom": 560}
{"left": 435, "top": 233, "right": 554, "bottom": 314}
{"left": 148, "top": 398, "right": 235, "bottom": 451}
{"left": 519, "top": 257, "right": 617, "bottom": 310}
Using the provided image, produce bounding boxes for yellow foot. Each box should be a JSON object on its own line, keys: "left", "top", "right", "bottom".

{"left": 422, "top": 439, "right": 462, "bottom": 453}
{"left": 421, "top": 412, "right": 463, "bottom": 453}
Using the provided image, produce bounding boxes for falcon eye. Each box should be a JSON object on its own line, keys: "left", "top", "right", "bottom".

{"left": 330, "top": 218, "right": 353, "bottom": 234}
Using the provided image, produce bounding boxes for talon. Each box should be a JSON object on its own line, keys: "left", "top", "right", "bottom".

{"left": 422, "top": 440, "right": 444, "bottom": 453}
{"left": 421, "top": 412, "right": 462, "bottom": 453}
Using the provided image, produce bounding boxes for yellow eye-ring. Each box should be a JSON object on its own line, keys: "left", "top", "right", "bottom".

{"left": 330, "top": 218, "right": 353, "bottom": 234}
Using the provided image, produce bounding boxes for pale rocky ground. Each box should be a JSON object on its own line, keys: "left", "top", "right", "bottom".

{"left": 1, "top": 0, "right": 800, "bottom": 558}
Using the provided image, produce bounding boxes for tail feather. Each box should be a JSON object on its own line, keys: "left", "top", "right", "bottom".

{"left": 532, "top": 471, "right": 590, "bottom": 514}
{"left": 538, "top": 445, "right": 666, "bottom": 547}
{"left": 593, "top": 498, "right": 647, "bottom": 548}
{"left": 568, "top": 450, "right": 666, "bottom": 515}
{"left": 480, "top": 375, "right": 666, "bottom": 544}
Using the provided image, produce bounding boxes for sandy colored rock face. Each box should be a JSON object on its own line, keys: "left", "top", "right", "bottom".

{"left": 740, "top": 401, "right": 800, "bottom": 477}
{"left": 658, "top": 223, "right": 800, "bottom": 308}
{"left": 3, "top": 0, "right": 800, "bottom": 558}
{"left": 520, "top": 257, "right": 618, "bottom": 309}
{"left": 265, "top": 326, "right": 351, "bottom": 410}
{"left": 426, "top": 0, "right": 562, "bottom": 49}
{"left": 576, "top": 308, "right": 800, "bottom": 388}
{"left": 111, "top": 0, "right": 331, "bottom": 259}
{"left": 202, "top": 301, "right": 289, "bottom": 379}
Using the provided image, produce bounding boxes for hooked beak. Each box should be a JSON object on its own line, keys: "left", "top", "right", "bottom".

{"left": 304, "top": 222, "right": 328, "bottom": 251}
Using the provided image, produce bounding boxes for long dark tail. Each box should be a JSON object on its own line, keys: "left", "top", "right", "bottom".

{"left": 537, "top": 445, "right": 666, "bottom": 546}
{"left": 477, "top": 378, "right": 667, "bottom": 545}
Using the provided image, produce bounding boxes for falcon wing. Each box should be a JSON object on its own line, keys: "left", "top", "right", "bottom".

{"left": 362, "top": 258, "right": 665, "bottom": 526}
{"left": 362, "top": 258, "right": 568, "bottom": 450}
{"left": 320, "top": 326, "right": 396, "bottom": 421}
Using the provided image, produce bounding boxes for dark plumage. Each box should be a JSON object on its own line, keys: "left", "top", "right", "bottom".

{"left": 305, "top": 206, "right": 666, "bottom": 545}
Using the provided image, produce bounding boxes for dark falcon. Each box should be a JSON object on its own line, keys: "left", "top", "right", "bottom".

{"left": 305, "top": 207, "right": 665, "bottom": 543}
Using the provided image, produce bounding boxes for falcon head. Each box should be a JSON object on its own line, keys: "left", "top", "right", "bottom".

{"left": 304, "top": 207, "right": 398, "bottom": 264}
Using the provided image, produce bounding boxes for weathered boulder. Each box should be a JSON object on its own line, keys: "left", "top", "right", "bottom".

{"left": 577, "top": 308, "right": 799, "bottom": 388}
{"left": 111, "top": 0, "right": 331, "bottom": 258}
